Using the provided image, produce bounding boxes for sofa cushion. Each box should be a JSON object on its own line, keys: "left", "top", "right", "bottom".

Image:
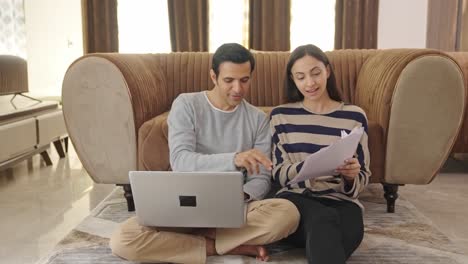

{"left": 138, "top": 111, "right": 171, "bottom": 171}
{"left": 138, "top": 108, "right": 384, "bottom": 183}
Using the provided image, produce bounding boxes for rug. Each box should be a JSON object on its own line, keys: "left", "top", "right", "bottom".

{"left": 37, "top": 185, "right": 468, "bottom": 264}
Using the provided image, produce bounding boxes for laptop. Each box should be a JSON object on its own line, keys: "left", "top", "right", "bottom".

{"left": 129, "top": 171, "right": 246, "bottom": 228}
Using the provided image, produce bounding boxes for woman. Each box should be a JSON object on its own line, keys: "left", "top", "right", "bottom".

{"left": 270, "top": 44, "right": 371, "bottom": 264}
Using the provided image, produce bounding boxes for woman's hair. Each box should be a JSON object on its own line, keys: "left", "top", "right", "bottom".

{"left": 285, "top": 44, "right": 342, "bottom": 103}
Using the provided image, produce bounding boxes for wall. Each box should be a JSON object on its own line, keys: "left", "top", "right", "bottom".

{"left": 378, "top": 0, "right": 428, "bottom": 49}
{"left": 24, "top": 0, "right": 83, "bottom": 98}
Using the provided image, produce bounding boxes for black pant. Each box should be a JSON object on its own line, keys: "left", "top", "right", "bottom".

{"left": 277, "top": 192, "right": 364, "bottom": 264}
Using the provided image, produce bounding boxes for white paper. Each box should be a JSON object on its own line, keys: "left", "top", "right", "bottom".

{"left": 288, "top": 126, "right": 364, "bottom": 185}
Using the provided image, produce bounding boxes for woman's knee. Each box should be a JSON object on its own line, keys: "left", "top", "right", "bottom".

{"left": 304, "top": 205, "right": 340, "bottom": 229}
{"left": 353, "top": 226, "right": 364, "bottom": 246}
{"left": 343, "top": 218, "right": 364, "bottom": 257}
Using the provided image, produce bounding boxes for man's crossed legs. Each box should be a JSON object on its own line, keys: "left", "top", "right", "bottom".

{"left": 110, "top": 198, "right": 299, "bottom": 264}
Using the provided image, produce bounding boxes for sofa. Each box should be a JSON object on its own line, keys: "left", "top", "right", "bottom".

{"left": 447, "top": 52, "right": 468, "bottom": 154}
{"left": 0, "top": 55, "right": 68, "bottom": 170}
{"left": 62, "top": 49, "right": 466, "bottom": 213}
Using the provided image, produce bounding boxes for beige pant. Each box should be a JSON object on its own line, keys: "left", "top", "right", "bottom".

{"left": 109, "top": 198, "right": 299, "bottom": 264}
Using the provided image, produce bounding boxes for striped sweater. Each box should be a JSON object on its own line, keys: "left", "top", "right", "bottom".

{"left": 270, "top": 102, "right": 371, "bottom": 208}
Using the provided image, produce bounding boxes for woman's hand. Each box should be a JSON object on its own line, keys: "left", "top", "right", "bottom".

{"left": 336, "top": 158, "right": 360, "bottom": 181}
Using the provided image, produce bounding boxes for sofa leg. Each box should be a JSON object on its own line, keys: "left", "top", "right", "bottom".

{"left": 382, "top": 183, "right": 399, "bottom": 213}
{"left": 40, "top": 151, "right": 52, "bottom": 166}
{"left": 119, "top": 184, "right": 135, "bottom": 212}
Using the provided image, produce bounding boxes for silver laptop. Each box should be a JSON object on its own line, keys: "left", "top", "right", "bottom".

{"left": 129, "top": 171, "right": 246, "bottom": 228}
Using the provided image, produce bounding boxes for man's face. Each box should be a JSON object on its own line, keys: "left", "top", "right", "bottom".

{"left": 210, "top": 61, "right": 251, "bottom": 111}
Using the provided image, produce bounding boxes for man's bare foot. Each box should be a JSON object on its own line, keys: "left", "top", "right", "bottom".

{"left": 255, "top": 246, "right": 269, "bottom": 262}
{"left": 227, "top": 245, "right": 269, "bottom": 262}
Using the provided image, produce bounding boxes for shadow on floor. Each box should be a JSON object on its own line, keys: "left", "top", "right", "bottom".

{"left": 440, "top": 156, "right": 468, "bottom": 173}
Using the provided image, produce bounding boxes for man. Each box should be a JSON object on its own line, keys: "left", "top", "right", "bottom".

{"left": 109, "top": 43, "right": 299, "bottom": 264}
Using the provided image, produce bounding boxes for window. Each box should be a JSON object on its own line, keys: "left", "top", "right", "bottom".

{"left": 290, "top": 0, "right": 336, "bottom": 51}
{"left": 209, "top": 0, "right": 248, "bottom": 52}
{"left": 118, "top": 0, "right": 171, "bottom": 53}
{"left": 117, "top": 0, "right": 336, "bottom": 53}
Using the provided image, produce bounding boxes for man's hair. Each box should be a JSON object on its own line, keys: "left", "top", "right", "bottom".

{"left": 285, "top": 44, "right": 342, "bottom": 103}
{"left": 212, "top": 43, "right": 255, "bottom": 77}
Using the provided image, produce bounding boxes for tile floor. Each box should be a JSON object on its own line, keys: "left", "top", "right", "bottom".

{"left": 0, "top": 145, "right": 114, "bottom": 264}
{"left": 0, "top": 145, "right": 467, "bottom": 264}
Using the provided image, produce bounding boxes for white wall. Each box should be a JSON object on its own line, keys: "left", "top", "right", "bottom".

{"left": 24, "top": 0, "right": 83, "bottom": 98}
{"left": 378, "top": 0, "right": 428, "bottom": 49}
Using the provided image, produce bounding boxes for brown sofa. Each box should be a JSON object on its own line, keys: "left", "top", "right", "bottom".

{"left": 447, "top": 52, "right": 468, "bottom": 154}
{"left": 62, "top": 49, "right": 466, "bottom": 213}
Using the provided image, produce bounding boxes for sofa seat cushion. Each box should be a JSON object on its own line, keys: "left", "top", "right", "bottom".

{"left": 138, "top": 108, "right": 385, "bottom": 183}
{"left": 138, "top": 111, "right": 171, "bottom": 171}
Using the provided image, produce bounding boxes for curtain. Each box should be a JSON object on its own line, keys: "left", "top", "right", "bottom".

{"left": 335, "top": 0, "right": 379, "bottom": 49}
{"left": 426, "top": 0, "right": 461, "bottom": 51}
{"left": 82, "top": 0, "right": 119, "bottom": 53}
{"left": 167, "top": 0, "right": 209, "bottom": 52}
{"left": 249, "top": 0, "right": 290, "bottom": 51}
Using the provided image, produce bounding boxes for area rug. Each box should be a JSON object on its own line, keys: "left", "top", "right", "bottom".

{"left": 37, "top": 185, "right": 468, "bottom": 264}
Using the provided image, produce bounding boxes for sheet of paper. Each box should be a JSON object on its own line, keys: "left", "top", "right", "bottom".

{"left": 288, "top": 126, "right": 364, "bottom": 185}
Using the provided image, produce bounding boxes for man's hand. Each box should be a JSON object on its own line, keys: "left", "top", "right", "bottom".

{"left": 335, "top": 158, "right": 360, "bottom": 182}
{"left": 234, "top": 149, "right": 273, "bottom": 175}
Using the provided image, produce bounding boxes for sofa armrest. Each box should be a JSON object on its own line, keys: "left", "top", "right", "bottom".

{"left": 63, "top": 54, "right": 170, "bottom": 184}
{"left": 355, "top": 49, "right": 465, "bottom": 185}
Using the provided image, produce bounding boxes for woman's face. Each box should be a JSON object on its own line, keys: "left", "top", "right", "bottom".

{"left": 290, "top": 55, "right": 330, "bottom": 103}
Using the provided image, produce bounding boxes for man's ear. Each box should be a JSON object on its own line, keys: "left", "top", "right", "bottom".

{"left": 210, "top": 69, "right": 218, "bottom": 86}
